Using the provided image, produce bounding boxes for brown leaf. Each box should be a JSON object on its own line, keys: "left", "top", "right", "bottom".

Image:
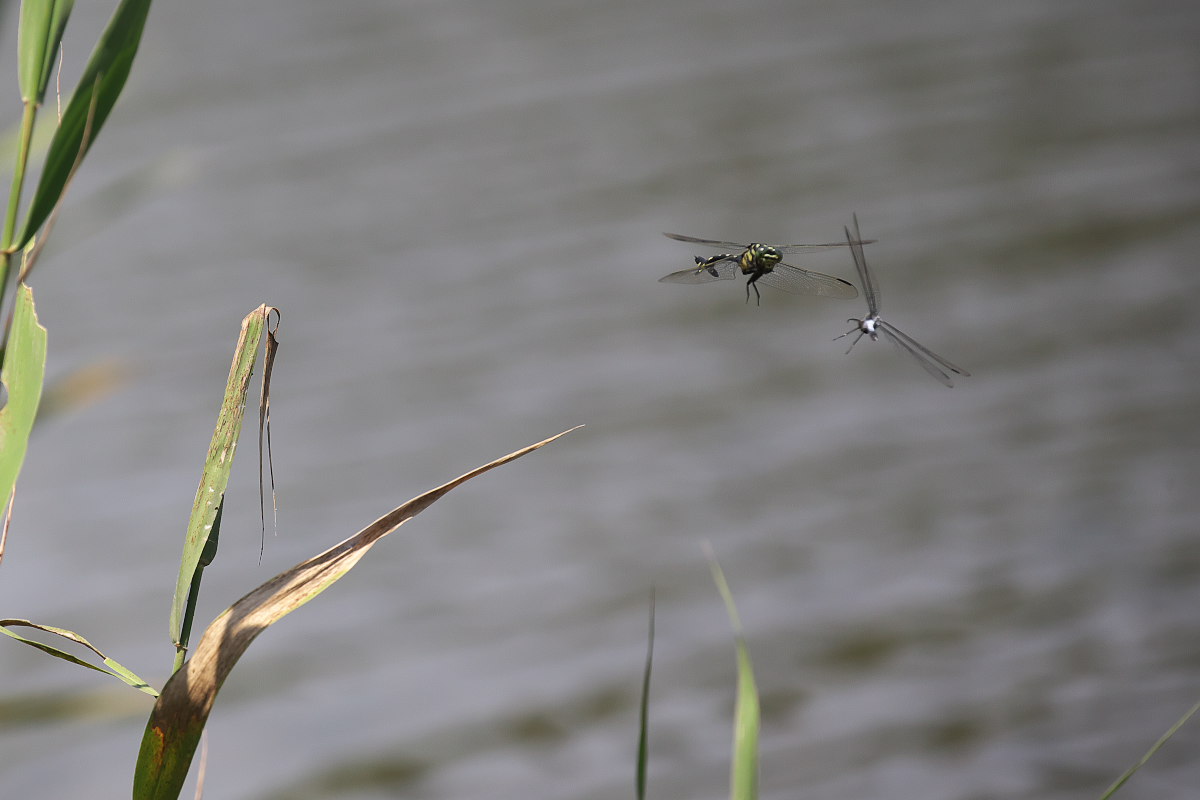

{"left": 134, "top": 426, "right": 580, "bottom": 800}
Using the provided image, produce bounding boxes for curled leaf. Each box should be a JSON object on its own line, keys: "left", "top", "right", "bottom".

{"left": 134, "top": 426, "right": 579, "bottom": 800}
{"left": 0, "top": 618, "right": 157, "bottom": 696}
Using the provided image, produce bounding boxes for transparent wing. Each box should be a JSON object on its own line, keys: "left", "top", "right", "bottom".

{"left": 664, "top": 232, "right": 876, "bottom": 254}
{"left": 658, "top": 257, "right": 740, "bottom": 284}
{"left": 755, "top": 263, "right": 859, "bottom": 298}
{"left": 876, "top": 320, "right": 970, "bottom": 387}
{"left": 845, "top": 214, "right": 879, "bottom": 315}
{"left": 773, "top": 239, "right": 876, "bottom": 254}
{"left": 662, "top": 232, "right": 747, "bottom": 250}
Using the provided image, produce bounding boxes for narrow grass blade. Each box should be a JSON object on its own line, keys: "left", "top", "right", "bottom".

{"left": 728, "top": 631, "right": 762, "bottom": 800}
{"left": 1, "top": 619, "right": 157, "bottom": 696}
{"left": 636, "top": 588, "right": 655, "bottom": 800}
{"left": 15, "top": 0, "right": 153, "bottom": 251}
{"left": 133, "top": 427, "right": 579, "bottom": 800}
{"left": 1100, "top": 699, "right": 1200, "bottom": 799}
{"left": 0, "top": 285, "right": 47, "bottom": 553}
{"left": 169, "top": 306, "right": 275, "bottom": 662}
{"left": 18, "top": 0, "right": 75, "bottom": 105}
{"left": 705, "top": 544, "right": 760, "bottom": 800}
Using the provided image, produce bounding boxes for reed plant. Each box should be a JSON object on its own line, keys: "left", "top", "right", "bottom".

{"left": 0, "top": 3, "right": 1189, "bottom": 799}
{"left": 0, "top": 3, "right": 574, "bottom": 798}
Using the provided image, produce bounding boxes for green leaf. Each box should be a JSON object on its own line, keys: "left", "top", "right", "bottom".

{"left": 15, "top": 0, "right": 153, "bottom": 251}
{"left": 1, "top": 619, "right": 158, "bottom": 696}
{"left": 729, "top": 630, "right": 761, "bottom": 800}
{"left": 134, "top": 427, "right": 578, "bottom": 800}
{"left": 1100, "top": 699, "right": 1200, "bottom": 799}
{"left": 0, "top": 284, "right": 47, "bottom": 511}
{"left": 169, "top": 306, "right": 273, "bottom": 658}
{"left": 706, "top": 546, "right": 761, "bottom": 800}
{"left": 636, "top": 589, "right": 654, "bottom": 800}
{"left": 18, "top": 0, "right": 76, "bottom": 104}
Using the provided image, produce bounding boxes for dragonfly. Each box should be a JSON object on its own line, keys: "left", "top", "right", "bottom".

{"left": 834, "top": 215, "right": 970, "bottom": 387}
{"left": 659, "top": 232, "right": 862, "bottom": 305}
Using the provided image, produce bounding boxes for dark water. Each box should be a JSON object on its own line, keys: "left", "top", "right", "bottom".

{"left": 2, "top": 0, "right": 1199, "bottom": 798}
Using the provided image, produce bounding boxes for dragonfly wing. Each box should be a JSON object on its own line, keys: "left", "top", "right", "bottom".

{"left": 774, "top": 239, "right": 876, "bottom": 254}
{"left": 665, "top": 234, "right": 878, "bottom": 254}
{"left": 845, "top": 215, "right": 880, "bottom": 315}
{"left": 876, "top": 320, "right": 969, "bottom": 386}
{"left": 662, "top": 233, "right": 747, "bottom": 250}
{"left": 756, "top": 263, "right": 859, "bottom": 299}
{"left": 658, "top": 258, "right": 739, "bottom": 284}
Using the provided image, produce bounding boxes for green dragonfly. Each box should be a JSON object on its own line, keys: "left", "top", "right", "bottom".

{"left": 659, "top": 232, "right": 866, "bottom": 305}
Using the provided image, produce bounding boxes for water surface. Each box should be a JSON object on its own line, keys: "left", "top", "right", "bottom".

{"left": 2, "top": 1, "right": 1198, "bottom": 798}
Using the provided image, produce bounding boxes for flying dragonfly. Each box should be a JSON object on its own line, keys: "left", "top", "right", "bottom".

{"left": 659, "top": 232, "right": 863, "bottom": 305}
{"left": 834, "top": 215, "right": 970, "bottom": 387}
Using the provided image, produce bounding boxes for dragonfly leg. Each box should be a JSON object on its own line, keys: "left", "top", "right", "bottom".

{"left": 745, "top": 278, "right": 762, "bottom": 306}
{"left": 843, "top": 331, "right": 867, "bottom": 355}
{"left": 835, "top": 320, "right": 868, "bottom": 354}
{"left": 833, "top": 319, "right": 861, "bottom": 340}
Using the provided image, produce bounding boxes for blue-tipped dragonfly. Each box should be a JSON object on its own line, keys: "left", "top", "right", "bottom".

{"left": 834, "top": 215, "right": 970, "bottom": 387}
{"left": 659, "top": 233, "right": 862, "bottom": 305}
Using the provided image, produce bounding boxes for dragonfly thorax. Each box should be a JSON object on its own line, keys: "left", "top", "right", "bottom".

{"left": 739, "top": 244, "right": 782, "bottom": 274}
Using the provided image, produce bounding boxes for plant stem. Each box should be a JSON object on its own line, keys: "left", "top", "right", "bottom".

{"left": 0, "top": 100, "right": 40, "bottom": 309}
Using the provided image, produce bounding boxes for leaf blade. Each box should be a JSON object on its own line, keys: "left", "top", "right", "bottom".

{"left": 1100, "top": 699, "right": 1200, "bottom": 799}
{"left": 15, "top": 0, "right": 153, "bottom": 250}
{"left": 636, "top": 589, "right": 655, "bottom": 800}
{"left": 0, "top": 285, "right": 48, "bottom": 530}
{"left": 706, "top": 545, "right": 761, "bottom": 800}
{"left": 18, "top": 0, "right": 75, "bottom": 104}
{"left": 134, "top": 427, "right": 579, "bottom": 800}
{"left": 1, "top": 619, "right": 157, "bottom": 695}
{"left": 168, "top": 306, "right": 272, "bottom": 657}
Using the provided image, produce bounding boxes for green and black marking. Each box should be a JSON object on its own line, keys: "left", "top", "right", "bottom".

{"left": 660, "top": 233, "right": 868, "bottom": 305}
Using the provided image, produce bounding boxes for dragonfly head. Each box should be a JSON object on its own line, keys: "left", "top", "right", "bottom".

{"left": 745, "top": 243, "right": 782, "bottom": 270}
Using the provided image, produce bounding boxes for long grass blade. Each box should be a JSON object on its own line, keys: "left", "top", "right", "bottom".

{"left": 1, "top": 619, "right": 157, "bottom": 695}
{"left": 636, "top": 588, "right": 655, "bottom": 800}
{"left": 1099, "top": 699, "right": 1200, "bottom": 799}
{"left": 133, "top": 426, "right": 579, "bottom": 800}
{"left": 705, "top": 544, "right": 760, "bottom": 800}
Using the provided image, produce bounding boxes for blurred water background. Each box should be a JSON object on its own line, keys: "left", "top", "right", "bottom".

{"left": 1, "top": 0, "right": 1199, "bottom": 798}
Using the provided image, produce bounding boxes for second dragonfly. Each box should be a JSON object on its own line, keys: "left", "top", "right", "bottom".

{"left": 659, "top": 232, "right": 866, "bottom": 305}
{"left": 834, "top": 214, "right": 970, "bottom": 387}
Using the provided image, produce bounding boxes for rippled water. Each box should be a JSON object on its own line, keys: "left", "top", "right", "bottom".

{"left": 2, "top": 0, "right": 1199, "bottom": 798}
